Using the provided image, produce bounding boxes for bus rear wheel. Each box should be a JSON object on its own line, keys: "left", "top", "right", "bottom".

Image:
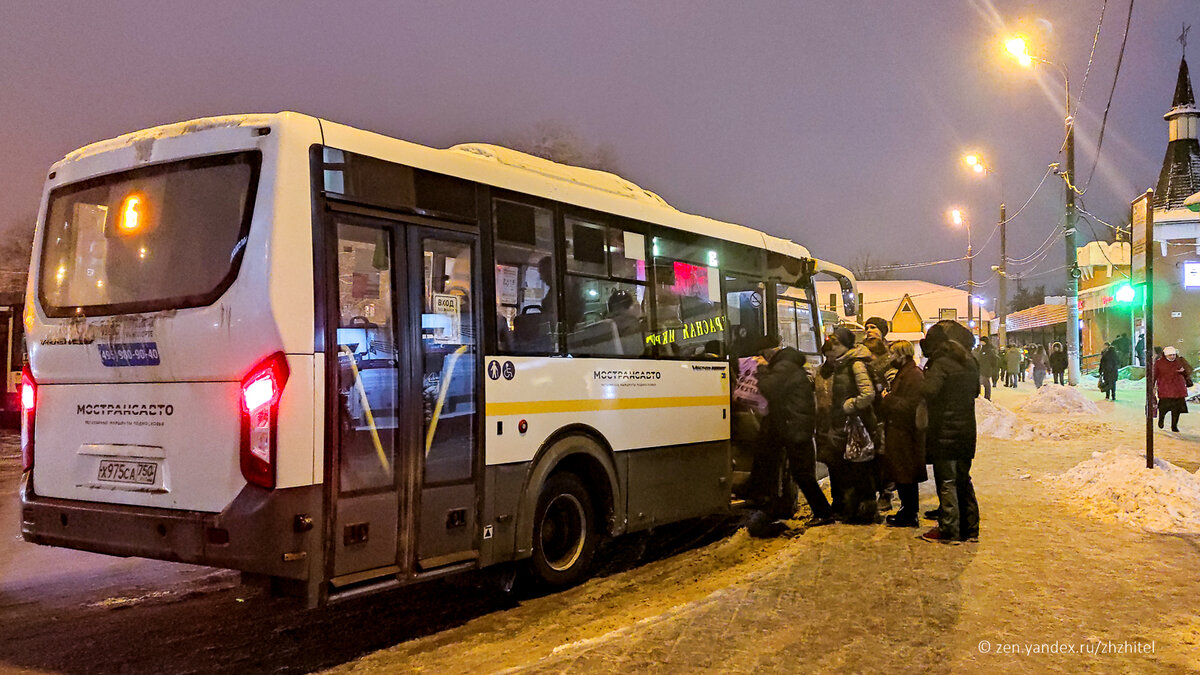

{"left": 529, "top": 472, "right": 597, "bottom": 588}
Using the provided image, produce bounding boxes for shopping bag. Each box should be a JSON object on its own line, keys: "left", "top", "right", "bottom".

{"left": 733, "top": 356, "right": 769, "bottom": 416}
{"left": 843, "top": 416, "right": 876, "bottom": 463}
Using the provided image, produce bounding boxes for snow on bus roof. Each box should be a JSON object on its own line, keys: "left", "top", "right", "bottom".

{"left": 60, "top": 114, "right": 278, "bottom": 164}
{"left": 54, "top": 112, "right": 812, "bottom": 259}
{"left": 315, "top": 115, "right": 810, "bottom": 258}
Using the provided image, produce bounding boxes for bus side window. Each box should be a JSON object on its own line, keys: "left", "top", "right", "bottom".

{"left": 725, "top": 275, "right": 765, "bottom": 358}
{"left": 563, "top": 217, "right": 649, "bottom": 358}
{"left": 493, "top": 200, "right": 557, "bottom": 354}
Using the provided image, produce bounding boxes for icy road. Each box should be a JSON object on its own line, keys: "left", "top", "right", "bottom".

{"left": 2, "top": 383, "right": 1200, "bottom": 674}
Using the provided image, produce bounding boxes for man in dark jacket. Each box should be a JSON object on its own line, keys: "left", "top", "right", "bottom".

{"left": 758, "top": 347, "right": 833, "bottom": 527}
{"left": 919, "top": 320, "right": 980, "bottom": 543}
{"left": 972, "top": 336, "right": 999, "bottom": 400}
{"left": 1099, "top": 342, "right": 1119, "bottom": 400}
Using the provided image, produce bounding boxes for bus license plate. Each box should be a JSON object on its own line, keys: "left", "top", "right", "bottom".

{"left": 97, "top": 459, "right": 158, "bottom": 485}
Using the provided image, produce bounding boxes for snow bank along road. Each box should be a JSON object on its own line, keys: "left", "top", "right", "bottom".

{"left": 3, "top": 381, "right": 1200, "bottom": 673}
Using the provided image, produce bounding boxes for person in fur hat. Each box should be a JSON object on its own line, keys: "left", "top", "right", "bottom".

{"left": 918, "top": 320, "right": 980, "bottom": 543}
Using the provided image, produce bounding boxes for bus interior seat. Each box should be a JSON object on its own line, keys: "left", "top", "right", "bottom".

{"left": 512, "top": 306, "right": 552, "bottom": 352}
{"left": 567, "top": 318, "right": 620, "bottom": 356}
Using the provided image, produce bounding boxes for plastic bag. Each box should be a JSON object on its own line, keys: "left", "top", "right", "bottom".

{"left": 733, "top": 356, "right": 769, "bottom": 416}
{"left": 843, "top": 416, "right": 876, "bottom": 462}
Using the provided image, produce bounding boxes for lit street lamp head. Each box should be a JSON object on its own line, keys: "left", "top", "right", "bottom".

{"left": 949, "top": 208, "right": 964, "bottom": 226}
{"left": 1005, "top": 36, "right": 1033, "bottom": 67}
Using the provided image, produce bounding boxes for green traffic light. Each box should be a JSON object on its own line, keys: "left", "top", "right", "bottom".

{"left": 1114, "top": 284, "right": 1135, "bottom": 303}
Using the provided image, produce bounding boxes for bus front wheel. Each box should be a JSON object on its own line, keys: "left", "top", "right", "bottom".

{"left": 529, "top": 472, "right": 597, "bottom": 588}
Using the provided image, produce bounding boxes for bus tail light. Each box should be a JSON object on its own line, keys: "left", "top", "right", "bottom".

{"left": 20, "top": 366, "right": 35, "bottom": 472}
{"left": 240, "top": 352, "right": 290, "bottom": 489}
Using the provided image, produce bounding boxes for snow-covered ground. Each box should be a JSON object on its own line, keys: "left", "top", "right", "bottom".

{"left": 1014, "top": 383, "right": 1102, "bottom": 415}
{"left": 1079, "top": 373, "right": 1147, "bottom": 392}
{"left": 1046, "top": 448, "right": 1200, "bottom": 535}
{"left": 976, "top": 394, "right": 1108, "bottom": 441}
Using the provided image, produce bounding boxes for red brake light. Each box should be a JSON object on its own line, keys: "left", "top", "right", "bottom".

{"left": 239, "top": 353, "right": 290, "bottom": 489}
{"left": 20, "top": 366, "right": 35, "bottom": 471}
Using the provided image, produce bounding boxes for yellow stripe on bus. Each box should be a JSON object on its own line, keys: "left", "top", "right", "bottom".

{"left": 485, "top": 395, "right": 728, "bottom": 417}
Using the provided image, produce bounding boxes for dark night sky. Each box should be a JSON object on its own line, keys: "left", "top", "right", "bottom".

{"left": 1, "top": 1, "right": 1195, "bottom": 300}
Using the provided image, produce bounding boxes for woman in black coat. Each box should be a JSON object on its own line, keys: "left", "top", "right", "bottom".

{"left": 919, "top": 320, "right": 980, "bottom": 543}
{"left": 1049, "top": 342, "right": 1068, "bottom": 385}
{"left": 1099, "top": 342, "right": 1120, "bottom": 401}
{"left": 758, "top": 346, "right": 834, "bottom": 526}
{"left": 881, "top": 340, "right": 926, "bottom": 527}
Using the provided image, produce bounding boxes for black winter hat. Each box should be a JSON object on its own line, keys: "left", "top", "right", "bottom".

{"left": 864, "top": 317, "right": 889, "bottom": 338}
{"left": 833, "top": 326, "right": 856, "bottom": 349}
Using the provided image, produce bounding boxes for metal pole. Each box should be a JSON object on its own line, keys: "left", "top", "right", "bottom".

{"left": 967, "top": 221, "right": 974, "bottom": 337}
{"left": 1065, "top": 111, "right": 1081, "bottom": 386}
{"left": 999, "top": 203, "right": 1008, "bottom": 348}
{"left": 1145, "top": 192, "right": 1155, "bottom": 469}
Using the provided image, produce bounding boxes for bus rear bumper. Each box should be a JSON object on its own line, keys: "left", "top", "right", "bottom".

{"left": 19, "top": 472, "right": 322, "bottom": 581}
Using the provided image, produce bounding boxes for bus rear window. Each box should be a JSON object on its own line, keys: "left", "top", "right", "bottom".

{"left": 39, "top": 151, "right": 260, "bottom": 317}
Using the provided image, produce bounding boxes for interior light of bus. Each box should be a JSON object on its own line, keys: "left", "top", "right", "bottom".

{"left": 119, "top": 194, "right": 145, "bottom": 233}
{"left": 239, "top": 352, "right": 290, "bottom": 489}
{"left": 20, "top": 366, "right": 35, "bottom": 471}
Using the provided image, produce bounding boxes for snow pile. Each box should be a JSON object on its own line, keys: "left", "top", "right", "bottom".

{"left": 1047, "top": 448, "right": 1200, "bottom": 534}
{"left": 976, "top": 397, "right": 1110, "bottom": 440}
{"left": 1015, "top": 384, "right": 1102, "bottom": 415}
{"left": 976, "top": 397, "right": 1034, "bottom": 441}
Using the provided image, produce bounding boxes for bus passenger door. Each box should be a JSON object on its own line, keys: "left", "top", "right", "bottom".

{"left": 330, "top": 219, "right": 404, "bottom": 579}
{"left": 410, "top": 230, "right": 479, "bottom": 570}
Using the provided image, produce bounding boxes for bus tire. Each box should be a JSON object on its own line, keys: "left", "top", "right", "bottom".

{"left": 529, "top": 472, "right": 597, "bottom": 588}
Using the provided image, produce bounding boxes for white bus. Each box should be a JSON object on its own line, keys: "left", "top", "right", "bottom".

{"left": 20, "top": 112, "right": 857, "bottom": 606}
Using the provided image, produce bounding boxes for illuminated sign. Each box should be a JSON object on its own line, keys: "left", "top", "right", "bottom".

{"left": 119, "top": 194, "right": 145, "bottom": 233}
{"left": 645, "top": 315, "right": 727, "bottom": 346}
{"left": 1184, "top": 261, "right": 1200, "bottom": 289}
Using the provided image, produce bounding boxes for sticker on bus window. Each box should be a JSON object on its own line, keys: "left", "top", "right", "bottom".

{"left": 97, "top": 342, "right": 161, "bottom": 367}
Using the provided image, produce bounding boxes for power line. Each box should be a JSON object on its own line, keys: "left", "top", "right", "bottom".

{"left": 1080, "top": 0, "right": 1135, "bottom": 194}
{"left": 1001, "top": 165, "right": 1056, "bottom": 225}
{"left": 1075, "top": 0, "right": 1110, "bottom": 111}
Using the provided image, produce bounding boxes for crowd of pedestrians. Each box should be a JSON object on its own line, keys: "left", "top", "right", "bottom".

{"left": 737, "top": 318, "right": 1197, "bottom": 545}
{"left": 739, "top": 318, "right": 981, "bottom": 544}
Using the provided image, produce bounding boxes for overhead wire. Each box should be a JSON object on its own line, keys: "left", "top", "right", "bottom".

{"left": 1080, "top": 0, "right": 1135, "bottom": 194}
{"left": 1075, "top": 0, "right": 1110, "bottom": 111}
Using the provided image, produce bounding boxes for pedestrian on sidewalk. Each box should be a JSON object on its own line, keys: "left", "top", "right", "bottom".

{"left": 1099, "top": 342, "right": 1119, "bottom": 401}
{"left": 863, "top": 320, "right": 897, "bottom": 513}
{"left": 918, "top": 320, "right": 980, "bottom": 543}
{"left": 972, "top": 336, "right": 998, "bottom": 401}
{"left": 1031, "top": 345, "right": 1048, "bottom": 389}
{"left": 827, "top": 327, "right": 879, "bottom": 524}
{"left": 1135, "top": 334, "right": 1146, "bottom": 367}
{"left": 1019, "top": 345, "right": 1030, "bottom": 383}
{"left": 881, "top": 340, "right": 926, "bottom": 527}
{"left": 1154, "top": 346, "right": 1193, "bottom": 433}
{"left": 1049, "top": 342, "right": 1067, "bottom": 385}
{"left": 1005, "top": 345, "right": 1021, "bottom": 388}
{"left": 757, "top": 344, "right": 833, "bottom": 527}
{"left": 813, "top": 337, "right": 843, "bottom": 517}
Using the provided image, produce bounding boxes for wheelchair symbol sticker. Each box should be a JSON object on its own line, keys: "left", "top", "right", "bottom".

{"left": 502, "top": 361, "right": 516, "bottom": 380}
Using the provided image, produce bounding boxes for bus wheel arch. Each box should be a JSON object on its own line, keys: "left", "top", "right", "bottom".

{"left": 514, "top": 428, "right": 622, "bottom": 570}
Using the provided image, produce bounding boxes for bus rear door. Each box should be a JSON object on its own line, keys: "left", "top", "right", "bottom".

{"left": 326, "top": 214, "right": 480, "bottom": 587}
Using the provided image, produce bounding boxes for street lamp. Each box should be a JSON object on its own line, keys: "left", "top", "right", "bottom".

{"left": 948, "top": 208, "right": 974, "bottom": 337}
{"left": 1005, "top": 33, "right": 1081, "bottom": 386}
{"left": 961, "top": 151, "right": 1008, "bottom": 348}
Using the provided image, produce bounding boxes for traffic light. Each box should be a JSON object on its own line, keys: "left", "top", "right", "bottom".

{"left": 1114, "top": 283, "right": 1136, "bottom": 303}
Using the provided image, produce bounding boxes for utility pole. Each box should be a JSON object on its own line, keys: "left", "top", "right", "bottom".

{"left": 998, "top": 202, "right": 1008, "bottom": 348}
{"left": 1065, "top": 114, "right": 1081, "bottom": 385}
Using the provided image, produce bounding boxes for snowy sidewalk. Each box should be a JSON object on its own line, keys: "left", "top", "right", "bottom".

{"left": 333, "top": 382, "right": 1200, "bottom": 674}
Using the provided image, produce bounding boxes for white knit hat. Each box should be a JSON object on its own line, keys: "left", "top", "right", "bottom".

{"left": 1164, "top": 346, "right": 1178, "bottom": 356}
